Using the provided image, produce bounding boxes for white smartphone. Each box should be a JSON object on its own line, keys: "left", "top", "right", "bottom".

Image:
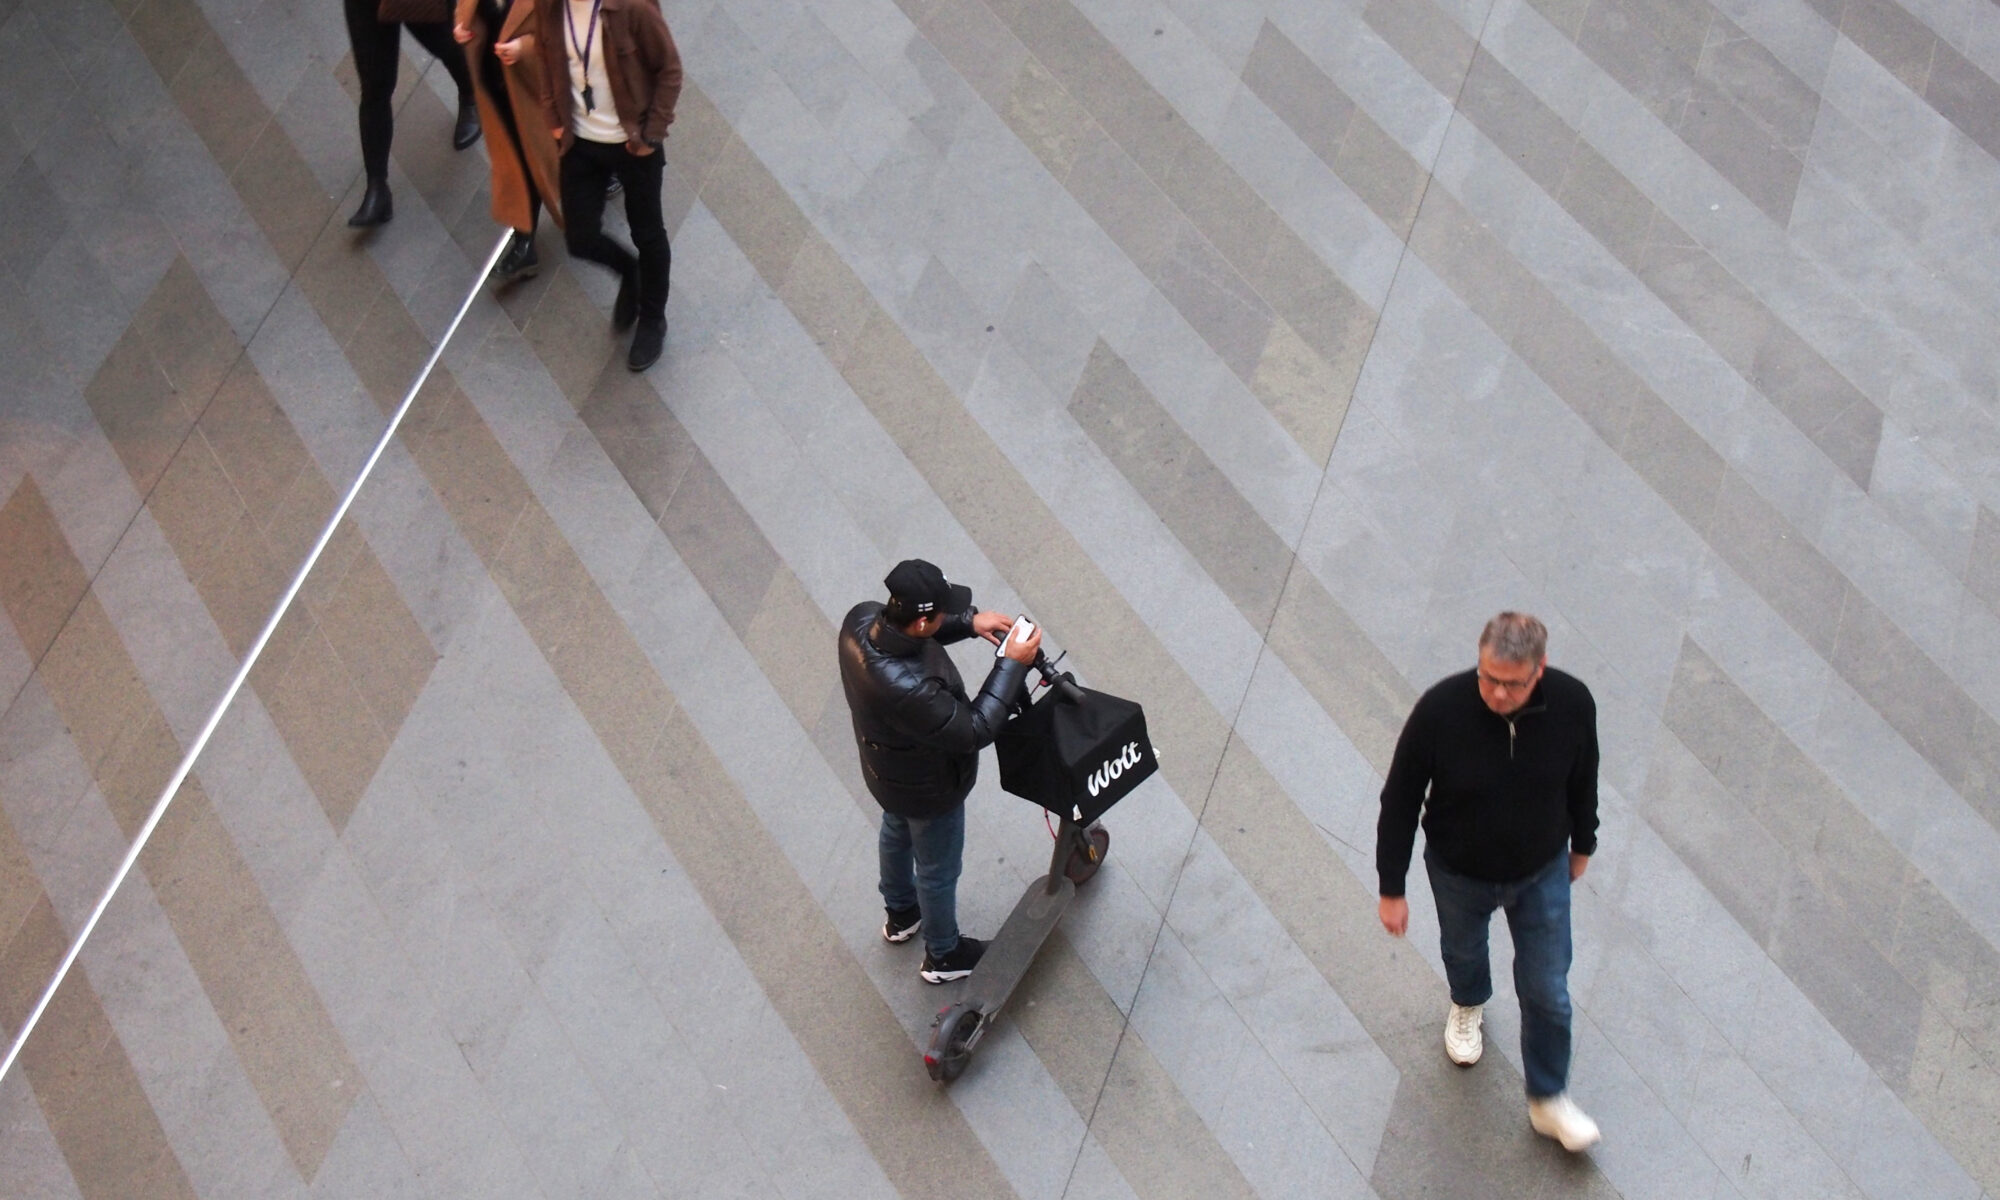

{"left": 998, "top": 615, "right": 1035, "bottom": 656}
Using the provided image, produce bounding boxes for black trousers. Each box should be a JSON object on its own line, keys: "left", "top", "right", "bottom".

{"left": 343, "top": 0, "right": 474, "bottom": 183}
{"left": 560, "top": 138, "right": 670, "bottom": 323}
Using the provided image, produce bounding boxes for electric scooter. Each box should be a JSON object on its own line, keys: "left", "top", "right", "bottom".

{"left": 922, "top": 652, "right": 1118, "bottom": 1083}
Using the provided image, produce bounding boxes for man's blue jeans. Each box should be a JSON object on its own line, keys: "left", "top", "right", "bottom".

{"left": 1425, "top": 847, "right": 1574, "bottom": 1099}
{"left": 879, "top": 805, "right": 965, "bottom": 958}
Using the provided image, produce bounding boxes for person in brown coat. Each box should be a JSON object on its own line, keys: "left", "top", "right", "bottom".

{"left": 345, "top": 0, "right": 482, "bottom": 227}
{"left": 533, "top": 0, "right": 682, "bottom": 371}
{"left": 454, "top": 0, "right": 565, "bottom": 282}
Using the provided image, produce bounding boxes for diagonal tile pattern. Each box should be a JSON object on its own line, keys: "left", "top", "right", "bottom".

{"left": 3, "top": 0, "right": 2000, "bottom": 1196}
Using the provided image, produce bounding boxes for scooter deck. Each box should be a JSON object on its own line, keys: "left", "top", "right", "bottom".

{"left": 960, "top": 874, "right": 1076, "bottom": 1011}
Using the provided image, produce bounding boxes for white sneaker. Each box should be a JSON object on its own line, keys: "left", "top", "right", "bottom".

{"left": 1444, "top": 1003, "right": 1483, "bottom": 1065}
{"left": 1528, "top": 1093, "right": 1601, "bottom": 1151}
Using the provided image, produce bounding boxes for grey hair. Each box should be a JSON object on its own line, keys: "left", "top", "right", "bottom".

{"left": 1479, "top": 612, "right": 1548, "bottom": 664}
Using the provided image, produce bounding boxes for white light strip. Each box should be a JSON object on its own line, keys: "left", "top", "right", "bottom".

{"left": 0, "top": 230, "right": 512, "bottom": 1086}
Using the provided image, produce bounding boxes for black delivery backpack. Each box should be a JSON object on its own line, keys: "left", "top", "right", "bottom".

{"left": 995, "top": 677, "right": 1157, "bottom": 825}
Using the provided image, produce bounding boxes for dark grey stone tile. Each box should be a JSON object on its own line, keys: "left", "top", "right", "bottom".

{"left": 1511, "top": 287, "right": 1648, "bottom": 452}
{"left": 1158, "top": 128, "right": 1283, "bottom": 297}
{"left": 1617, "top": 379, "right": 1730, "bottom": 527}
{"left": 0, "top": 156, "right": 67, "bottom": 281}
{"left": 1065, "top": 128, "right": 1182, "bottom": 273}
{"left": 1642, "top": 733, "right": 1788, "bottom": 947}
{"left": 1925, "top": 42, "right": 2000, "bottom": 167}
{"left": 1767, "top": 866, "right": 1926, "bottom": 1083}
{"left": 1967, "top": 506, "right": 2000, "bottom": 617}
{"left": 1699, "top": 13, "right": 1823, "bottom": 155}
{"left": 1458, "top": 48, "right": 1577, "bottom": 194}
{"left": 1809, "top": 398, "right": 1883, "bottom": 494}
{"left": 1521, "top": 0, "right": 1590, "bottom": 38}
{"left": 1618, "top": 0, "right": 1714, "bottom": 71}
{"left": 1637, "top": 225, "right": 1770, "bottom": 368}
{"left": 1831, "top": 592, "right": 2000, "bottom": 828}
{"left": 1577, "top": 0, "right": 1695, "bottom": 127}
{"left": 1408, "top": 188, "right": 1544, "bottom": 349}
{"left": 574, "top": 366, "right": 696, "bottom": 525}
{"left": 1242, "top": 21, "right": 1356, "bottom": 174}
{"left": 1360, "top": 0, "right": 1477, "bottom": 96}
{"left": 1067, "top": 340, "right": 1292, "bottom": 625}
{"left": 1839, "top": 0, "right": 1937, "bottom": 95}
{"left": 1369, "top": 1026, "right": 1621, "bottom": 1197}
{"left": 1678, "top": 83, "right": 1805, "bottom": 226}
{"left": 1334, "top": 105, "right": 1429, "bottom": 240}
{"left": 1152, "top": 224, "right": 1275, "bottom": 384}
{"left": 1705, "top": 473, "right": 1846, "bottom": 655}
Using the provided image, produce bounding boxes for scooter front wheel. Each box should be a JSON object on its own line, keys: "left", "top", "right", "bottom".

{"left": 925, "top": 1003, "right": 984, "bottom": 1082}
{"left": 1064, "top": 823, "right": 1111, "bottom": 885}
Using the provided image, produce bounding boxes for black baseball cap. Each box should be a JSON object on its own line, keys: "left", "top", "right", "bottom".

{"left": 884, "top": 559, "right": 971, "bottom": 619}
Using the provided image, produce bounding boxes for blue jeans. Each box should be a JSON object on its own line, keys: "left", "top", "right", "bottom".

{"left": 1426, "top": 847, "right": 1574, "bottom": 1099}
{"left": 879, "top": 805, "right": 965, "bottom": 958}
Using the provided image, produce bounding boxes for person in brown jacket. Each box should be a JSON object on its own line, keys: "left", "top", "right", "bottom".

{"left": 534, "top": 0, "right": 683, "bottom": 371}
{"left": 454, "top": 0, "right": 564, "bottom": 282}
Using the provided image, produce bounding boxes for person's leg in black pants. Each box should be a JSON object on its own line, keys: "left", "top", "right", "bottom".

{"left": 614, "top": 147, "right": 669, "bottom": 370}
{"left": 614, "top": 150, "right": 670, "bottom": 323}
{"left": 402, "top": 20, "right": 480, "bottom": 150}
{"left": 561, "top": 139, "right": 639, "bottom": 315}
{"left": 344, "top": 0, "right": 401, "bottom": 218}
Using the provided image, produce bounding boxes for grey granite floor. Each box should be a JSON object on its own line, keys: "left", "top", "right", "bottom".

{"left": 2, "top": 0, "right": 1998, "bottom": 1196}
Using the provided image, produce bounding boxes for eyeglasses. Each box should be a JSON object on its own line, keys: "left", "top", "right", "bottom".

{"left": 1476, "top": 669, "right": 1539, "bottom": 692}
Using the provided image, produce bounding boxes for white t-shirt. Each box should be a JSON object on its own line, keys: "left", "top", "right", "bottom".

{"left": 564, "top": 0, "right": 625, "bottom": 144}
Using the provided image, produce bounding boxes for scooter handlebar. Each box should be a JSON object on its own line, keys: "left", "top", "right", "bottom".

{"left": 1031, "top": 651, "right": 1085, "bottom": 704}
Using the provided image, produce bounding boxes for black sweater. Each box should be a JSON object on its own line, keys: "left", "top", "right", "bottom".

{"left": 1376, "top": 667, "right": 1599, "bottom": 897}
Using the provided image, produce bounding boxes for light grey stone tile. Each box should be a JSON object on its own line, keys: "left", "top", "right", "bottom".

{"left": 1165, "top": 831, "right": 1396, "bottom": 1174}
{"left": 310, "top": 1093, "right": 426, "bottom": 1200}
{"left": 0, "top": 1069, "right": 85, "bottom": 1200}
{"left": 997, "top": 261, "right": 1100, "bottom": 400}
{"left": 1072, "top": 0, "right": 1247, "bottom": 138}
{"left": 896, "top": 254, "right": 994, "bottom": 396}
{"left": 288, "top": 851, "right": 548, "bottom": 1199}
{"left": 72, "top": 870, "right": 312, "bottom": 1200}
{"left": 1128, "top": 928, "right": 1375, "bottom": 1200}
{"left": 480, "top": 997, "right": 645, "bottom": 1200}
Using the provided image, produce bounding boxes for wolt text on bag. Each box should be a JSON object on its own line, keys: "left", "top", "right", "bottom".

{"left": 996, "top": 681, "right": 1156, "bottom": 826}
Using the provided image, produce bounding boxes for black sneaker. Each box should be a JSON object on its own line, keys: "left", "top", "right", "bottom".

{"left": 611, "top": 268, "right": 639, "bottom": 332}
{"left": 494, "top": 233, "right": 538, "bottom": 283}
{"left": 881, "top": 905, "right": 922, "bottom": 944}
{"left": 627, "top": 316, "right": 665, "bottom": 372}
{"left": 920, "top": 936, "right": 986, "bottom": 984}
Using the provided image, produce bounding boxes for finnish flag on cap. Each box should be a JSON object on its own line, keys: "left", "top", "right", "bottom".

{"left": 884, "top": 559, "right": 972, "bottom": 617}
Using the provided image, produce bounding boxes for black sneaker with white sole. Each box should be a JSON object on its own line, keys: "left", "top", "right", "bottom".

{"left": 920, "top": 936, "right": 986, "bottom": 984}
{"left": 882, "top": 905, "right": 922, "bottom": 944}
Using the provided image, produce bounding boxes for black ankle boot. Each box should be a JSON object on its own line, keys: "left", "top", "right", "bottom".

{"left": 453, "top": 100, "right": 481, "bottom": 150}
{"left": 347, "top": 179, "right": 393, "bottom": 227}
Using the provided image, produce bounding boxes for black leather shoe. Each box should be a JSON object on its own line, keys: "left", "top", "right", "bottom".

{"left": 452, "top": 100, "right": 481, "bottom": 150}
{"left": 611, "top": 269, "right": 639, "bottom": 332}
{"left": 493, "top": 233, "right": 538, "bottom": 282}
{"left": 347, "top": 180, "right": 393, "bottom": 227}
{"left": 627, "top": 317, "right": 666, "bottom": 371}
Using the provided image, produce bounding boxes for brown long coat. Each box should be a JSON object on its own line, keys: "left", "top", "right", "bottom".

{"left": 456, "top": 0, "right": 563, "bottom": 233}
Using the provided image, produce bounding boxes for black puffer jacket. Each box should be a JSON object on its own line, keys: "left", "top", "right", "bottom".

{"left": 838, "top": 601, "right": 1030, "bottom": 818}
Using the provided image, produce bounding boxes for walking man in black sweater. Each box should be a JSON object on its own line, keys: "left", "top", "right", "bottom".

{"left": 1376, "top": 612, "right": 1602, "bottom": 1151}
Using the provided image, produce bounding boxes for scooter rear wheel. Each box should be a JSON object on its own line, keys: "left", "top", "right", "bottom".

{"left": 926, "top": 1005, "right": 983, "bottom": 1082}
{"left": 1063, "top": 823, "right": 1111, "bottom": 885}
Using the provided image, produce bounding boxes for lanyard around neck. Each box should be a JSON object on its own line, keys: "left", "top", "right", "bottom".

{"left": 564, "top": 0, "right": 605, "bottom": 111}
{"left": 565, "top": 0, "right": 604, "bottom": 76}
